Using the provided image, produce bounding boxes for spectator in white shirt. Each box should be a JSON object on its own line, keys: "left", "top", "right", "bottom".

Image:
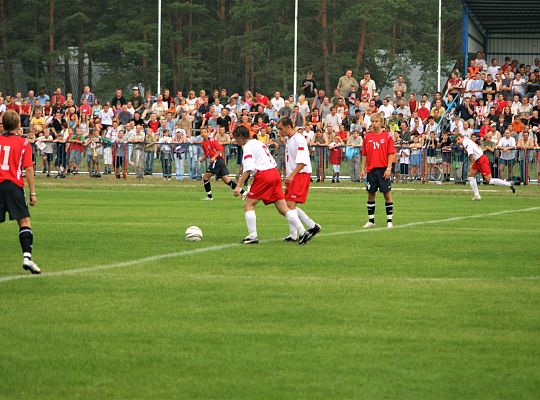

{"left": 271, "top": 91, "right": 285, "bottom": 113}
{"left": 324, "top": 106, "right": 342, "bottom": 132}
{"left": 497, "top": 129, "right": 517, "bottom": 178}
{"left": 378, "top": 97, "right": 395, "bottom": 118}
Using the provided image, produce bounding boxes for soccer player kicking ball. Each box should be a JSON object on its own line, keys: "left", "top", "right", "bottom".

{"left": 199, "top": 127, "right": 245, "bottom": 200}
{"left": 0, "top": 110, "right": 41, "bottom": 274}
{"left": 277, "top": 117, "right": 321, "bottom": 242}
{"left": 454, "top": 133, "right": 515, "bottom": 200}
{"left": 360, "top": 114, "right": 395, "bottom": 228}
{"left": 231, "top": 125, "right": 311, "bottom": 245}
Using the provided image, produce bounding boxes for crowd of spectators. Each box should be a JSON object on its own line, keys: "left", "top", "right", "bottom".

{"left": 0, "top": 50, "right": 539, "bottom": 183}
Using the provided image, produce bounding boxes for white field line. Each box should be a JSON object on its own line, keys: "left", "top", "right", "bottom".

{"left": 1, "top": 206, "right": 539, "bottom": 285}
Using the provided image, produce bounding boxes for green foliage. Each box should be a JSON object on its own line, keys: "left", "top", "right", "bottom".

{"left": 0, "top": 0, "right": 462, "bottom": 98}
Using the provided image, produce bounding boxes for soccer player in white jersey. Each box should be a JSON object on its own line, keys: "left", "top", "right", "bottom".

{"left": 231, "top": 125, "right": 311, "bottom": 245}
{"left": 454, "top": 133, "right": 515, "bottom": 200}
{"left": 277, "top": 117, "right": 321, "bottom": 242}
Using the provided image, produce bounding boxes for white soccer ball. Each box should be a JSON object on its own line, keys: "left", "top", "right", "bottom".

{"left": 185, "top": 226, "right": 203, "bottom": 242}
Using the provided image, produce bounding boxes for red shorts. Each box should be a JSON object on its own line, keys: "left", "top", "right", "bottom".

{"left": 471, "top": 155, "right": 491, "bottom": 176}
{"left": 248, "top": 168, "right": 285, "bottom": 205}
{"left": 285, "top": 172, "right": 311, "bottom": 203}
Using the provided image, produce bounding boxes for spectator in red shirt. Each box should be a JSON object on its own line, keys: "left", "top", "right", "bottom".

{"left": 6, "top": 97, "right": 20, "bottom": 114}
{"left": 255, "top": 91, "right": 269, "bottom": 107}
{"left": 417, "top": 100, "right": 430, "bottom": 122}
{"left": 51, "top": 88, "right": 66, "bottom": 106}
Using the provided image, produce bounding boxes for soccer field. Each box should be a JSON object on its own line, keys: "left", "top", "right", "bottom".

{"left": 1, "top": 178, "right": 539, "bottom": 399}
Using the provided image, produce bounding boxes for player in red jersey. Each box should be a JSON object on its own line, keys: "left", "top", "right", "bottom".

{"left": 231, "top": 125, "right": 310, "bottom": 245}
{"left": 277, "top": 117, "right": 321, "bottom": 242}
{"left": 0, "top": 110, "right": 41, "bottom": 274}
{"left": 360, "top": 114, "right": 396, "bottom": 228}
{"left": 199, "top": 127, "right": 245, "bottom": 200}
{"left": 454, "top": 133, "right": 515, "bottom": 200}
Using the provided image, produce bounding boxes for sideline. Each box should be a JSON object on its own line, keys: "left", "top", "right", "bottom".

{"left": 1, "top": 206, "right": 539, "bottom": 284}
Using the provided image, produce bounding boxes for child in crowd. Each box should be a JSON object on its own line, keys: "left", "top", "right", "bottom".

{"left": 54, "top": 126, "right": 68, "bottom": 178}
{"left": 409, "top": 135, "right": 422, "bottom": 179}
{"left": 38, "top": 129, "right": 55, "bottom": 177}
{"left": 328, "top": 133, "right": 344, "bottom": 183}
{"left": 68, "top": 127, "right": 84, "bottom": 174}
{"left": 159, "top": 129, "right": 173, "bottom": 180}
{"left": 114, "top": 130, "right": 127, "bottom": 179}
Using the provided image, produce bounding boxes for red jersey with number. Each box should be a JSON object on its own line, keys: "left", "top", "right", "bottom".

{"left": 0, "top": 133, "right": 33, "bottom": 188}
{"left": 202, "top": 139, "right": 224, "bottom": 159}
{"left": 361, "top": 131, "right": 395, "bottom": 173}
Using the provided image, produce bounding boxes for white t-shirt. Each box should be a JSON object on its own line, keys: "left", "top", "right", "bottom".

{"left": 0, "top": 104, "right": 6, "bottom": 113}
{"left": 463, "top": 137, "right": 484, "bottom": 161}
{"left": 379, "top": 104, "right": 395, "bottom": 118}
{"left": 487, "top": 66, "right": 499, "bottom": 77}
{"left": 286, "top": 133, "right": 312, "bottom": 175}
{"left": 498, "top": 136, "right": 516, "bottom": 160}
{"left": 324, "top": 113, "right": 342, "bottom": 131}
{"left": 242, "top": 139, "right": 277, "bottom": 173}
{"left": 99, "top": 109, "right": 114, "bottom": 126}
{"left": 303, "top": 129, "right": 315, "bottom": 143}
{"left": 271, "top": 97, "right": 284, "bottom": 111}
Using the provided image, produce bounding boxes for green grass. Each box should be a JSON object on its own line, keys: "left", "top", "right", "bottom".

{"left": 1, "top": 177, "right": 539, "bottom": 399}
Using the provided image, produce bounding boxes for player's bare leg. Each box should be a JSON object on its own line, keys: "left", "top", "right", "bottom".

{"left": 275, "top": 200, "right": 311, "bottom": 245}
{"left": 17, "top": 217, "right": 40, "bottom": 274}
{"left": 241, "top": 198, "right": 260, "bottom": 243}
{"left": 222, "top": 175, "right": 246, "bottom": 199}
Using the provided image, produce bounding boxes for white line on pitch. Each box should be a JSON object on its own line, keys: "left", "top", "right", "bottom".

{"left": 0, "top": 206, "right": 539, "bottom": 285}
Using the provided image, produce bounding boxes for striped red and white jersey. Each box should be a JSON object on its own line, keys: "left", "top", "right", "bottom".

{"left": 285, "top": 133, "right": 312, "bottom": 175}
{"left": 0, "top": 133, "right": 33, "bottom": 188}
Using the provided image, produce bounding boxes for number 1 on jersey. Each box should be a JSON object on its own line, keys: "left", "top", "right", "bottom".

{"left": 0, "top": 145, "right": 10, "bottom": 171}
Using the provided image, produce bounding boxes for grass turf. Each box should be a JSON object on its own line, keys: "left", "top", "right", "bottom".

{"left": 1, "top": 177, "right": 539, "bottom": 399}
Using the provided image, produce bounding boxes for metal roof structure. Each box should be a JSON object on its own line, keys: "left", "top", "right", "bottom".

{"left": 462, "top": 0, "right": 540, "bottom": 34}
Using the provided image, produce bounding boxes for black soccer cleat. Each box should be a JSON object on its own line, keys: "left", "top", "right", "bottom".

{"left": 307, "top": 224, "right": 321, "bottom": 238}
{"left": 510, "top": 181, "right": 516, "bottom": 194}
{"left": 283, "top": 236, "right": 298, "bottom": 242}
{"left": 241, "top": 237, "right": 259, "bottom": 244}
{"left": 298, "top": 231, "right": 312, "bottom": 245}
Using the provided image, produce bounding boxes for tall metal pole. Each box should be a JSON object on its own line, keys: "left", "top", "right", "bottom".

{"left": 157, "top": 0, "right": 162, "bottom": 95}
{"left": 437, "top": 0, "right": 442, "bottom": 91}
{"left": 293, "top": 0, "right": 298, "bottom": 100}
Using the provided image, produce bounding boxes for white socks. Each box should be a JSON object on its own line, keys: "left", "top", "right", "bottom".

{"left": 288, "top": 209, "right": 299, "bottom": 240}
{"left": 296, "top": 207, "right": 316, "bottom": 229}
{"left": 468, "top": 177, "right": 480, "bottom": 197}
{"left": 245, "top": 210, "right": 257, "bottom": 239}
{"left": 285, "top": 210, "right": 305, "bottom": 236}
{"left": 489, "top": 178, "right": 511, "bottom": 187}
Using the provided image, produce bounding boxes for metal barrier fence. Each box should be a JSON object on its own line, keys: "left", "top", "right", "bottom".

{"left": 27, "top": 141, "right": 540, "bottom": 184}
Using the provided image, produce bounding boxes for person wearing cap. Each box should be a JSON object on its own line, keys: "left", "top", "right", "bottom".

{"left": 129, "top": 87, "right": 144, "bottom": 113}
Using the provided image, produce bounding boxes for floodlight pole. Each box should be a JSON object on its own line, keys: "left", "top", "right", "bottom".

{"left": 157, "top": 0, "right": 162, "bottom": 95}
{"left": 437, "top": 0, "right": 442, "bottom": 92}
{"left": 293, "top": 0, "right": 298, "bottom": 100}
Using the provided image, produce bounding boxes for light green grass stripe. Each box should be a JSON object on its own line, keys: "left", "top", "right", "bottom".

{"left": 1, "top": 206, "right": 538, "bottom": 285}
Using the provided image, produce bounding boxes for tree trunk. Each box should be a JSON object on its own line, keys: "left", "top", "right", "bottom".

{"left": 244, "top": 19, "right": 251, "bottom": 90}
{"left": 141, "top": 2, "right": 148, "bottom": 89}
{"left": 49, "top": 0, "right": 55, "bottom": 90}
{"left": 321, "top": 0, "right": 330, "bottom": 93}
{"left": 168, "top": 11, "right": 177, "bottom": 91}
{"left": 77, "top": 23, "right": 84, "bottom": 98}
{"left": 187, "top": 0, "right": 193, "bottom": 88}
{"left": 331, "top": 0, "right": 336, "bottom": 56}
{"left": 87, "top": 52, "right": 93, "bottom": 89}
{"left": 33, "top": 7, "right": 39, "bottom": 89}
{"left": 64, "top": 53, "right": 72, "bottom": 95}
{"left": 391, "top": 20, "right": 397, "bottom": 61}
{"left": 176, "top": 15, "right": 183, "bottom": 92}
{"left": 0, "top": 0, "right": 14, "bottom": 94}
{"left": 354, "top": 17, "right": 367, "bottom": 73}
{"left": 217, "top": 0, "right": 227, "bottom": 86}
